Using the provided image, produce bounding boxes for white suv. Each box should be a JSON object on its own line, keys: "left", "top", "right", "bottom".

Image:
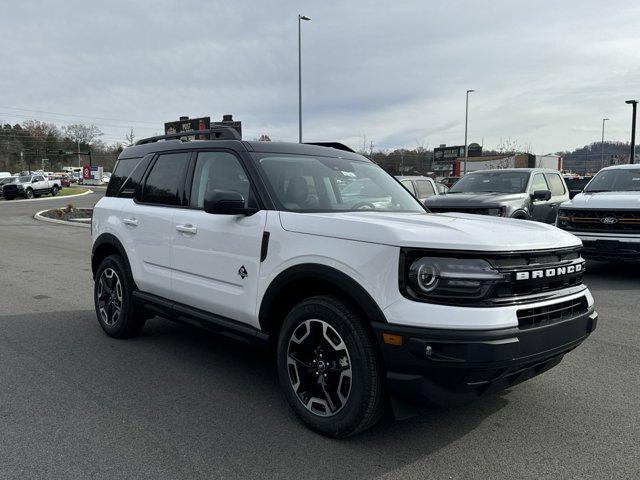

{"left": 91, "top": 129, "right": 597, "bottom": 437}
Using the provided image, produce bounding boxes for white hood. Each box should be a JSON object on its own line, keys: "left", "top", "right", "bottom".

{"left": 279, "top": 211, "right": 581, "bottom": 251}
{"left": 563, "top": 191, "right": 640, "bottom": 210}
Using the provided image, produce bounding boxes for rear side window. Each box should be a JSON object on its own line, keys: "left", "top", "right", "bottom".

{"left": 141, "top": 153, "right": 190, "bottom": 205}
{"left": 546, "top": 173, "right": 566, "bottom": 196}
{"left": 415, "top": 180, "right": 435, "bottom": 198}
{"left": 106, "top": 156, "right": 151, "bottom": 198}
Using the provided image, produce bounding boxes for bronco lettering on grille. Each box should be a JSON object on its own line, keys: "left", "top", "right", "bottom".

{"left": 515, "top": 262, "right": 583, "bottom": 281}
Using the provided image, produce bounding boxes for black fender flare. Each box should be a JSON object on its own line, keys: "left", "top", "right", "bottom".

{"left": 258, "top": 263, "right": 387, "bottom": 332}
{"left": 91, "top": 233, "right": 135, "bottom": 284}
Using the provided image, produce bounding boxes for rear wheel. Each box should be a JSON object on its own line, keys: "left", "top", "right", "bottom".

{"left": 277, "top": 295, "right": 385, "bottom": 437}
{"left": 94, "top": 254, "right": 146, "bottom": 338}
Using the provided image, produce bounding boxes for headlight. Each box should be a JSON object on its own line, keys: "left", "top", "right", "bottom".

{"left": 403, "top": 256, "right": 506, "bottom": 303}
{"left": 484, "top": 208, "right": 504, "bottom": 217}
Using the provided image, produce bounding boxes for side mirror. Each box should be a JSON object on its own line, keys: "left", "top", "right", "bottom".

{"left": 203, "top": 189, "right": 256, "bottom": 215}
{"left": 531, "top": 189, "right": 551, "bottom": 201}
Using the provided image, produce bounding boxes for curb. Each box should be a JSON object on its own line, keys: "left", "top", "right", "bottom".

{"left": 34, "top": 209, "right": 92, "bottom": 228}
{"left": 1, "top": 188, "right": 93, "bottom": 204}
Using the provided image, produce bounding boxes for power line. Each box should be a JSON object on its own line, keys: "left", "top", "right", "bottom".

{"left": 0, "top": 111, "right": 159, "bottom": 131}
{"left": 0, "top": 105, "right": 159, "bottom": 126}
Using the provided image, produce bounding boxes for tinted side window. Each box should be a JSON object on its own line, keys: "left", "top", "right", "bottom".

{"left": 142, "top": 153, "right": 190, "bottom": 205}
{"left": 401, "top": 180, "right": 416, "bottom": 195}
{"left": 106, "top": 157, "right": 141, "bottom": 197}
{"left": 189, "top": 151, "right": 251, "bottom": 208}
{"left": 530, "top": 173, "right": 549, "bottom": 192}
{"left": 415, "top": 180, "right": 435, "bottom": 197}
{"left": 546, "top": 173, "right": 566, "bottom": 196}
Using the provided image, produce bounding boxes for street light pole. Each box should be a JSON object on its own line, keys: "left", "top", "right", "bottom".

{"left": 601, "top": 117, "right": 609, "bottom": 170}
{"left": 463, "top": 89, "right": 475, "bottom": 175}
{"left": 626, "top": 100, "right": 637, "bottom": 164}
{"left": 298, "top": 14, "right": 311, "bottom": 143}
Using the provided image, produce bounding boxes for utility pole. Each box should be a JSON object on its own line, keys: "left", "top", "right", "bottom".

{"left": 626, "top": 100, "right": 637, "bottom": 164}
{"left": 601, "top": 118, "right": 609, "bottom": 170}
{"left": 298, "top": 14, "right": 311, "bottom": 143}
{"left": 77, "top": 139, "right": 81, "bottom": 168}
{"left": 463, "top": 89, "right": 475, "bottom": 175}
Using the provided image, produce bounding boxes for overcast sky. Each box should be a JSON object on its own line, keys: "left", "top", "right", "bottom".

{"left": 1, "top": 0, "right": 639, "bottom": 153}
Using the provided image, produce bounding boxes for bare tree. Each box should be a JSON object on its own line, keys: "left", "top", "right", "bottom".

{"left": 63, "top": 124, "right": 103, "bottom": 145}
{"left": 125, "top": 128, "right": 135, "bottom": 146}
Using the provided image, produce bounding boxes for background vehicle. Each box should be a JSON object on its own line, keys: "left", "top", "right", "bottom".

{"left": 436, "top": 183, "right": 449, "bottom": 194}
{"left": 396, "top": 175, "right": 439, "bottom": 203}
{"left": 2, "top": 174, "right": 61, "bottom": 199}
{"left": 91, "top": 129, "right": 596, "bottom": 437}
{"left": 0, "top": 171, "right": 11, "bottom": 179}
{"left": 439, "top": 176, "right": 460, "bottom": 189}
{"left": 563, "top": 175, "right": 592, "bottom": 199}
{"left": 425, "top": 168, "right": 569, "bottom": 223}
{"left": 0, "top": 176, "right": 19, "bottom": 197}
{"left": 557, "top": 164, "right": 640, "bottom": 261}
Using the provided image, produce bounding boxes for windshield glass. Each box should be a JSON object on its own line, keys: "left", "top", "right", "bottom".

{"left": 449, "top": 171, "right": 530, "bottom": 194}
{"left": 584, "top": 168, "right": 640, "bottom": 192}
{"left": 0, "top": 177, "right": 16, "bottom": 185}
{"left": 254, "top": 154, "right": 424, "bottom": 212}
{"left": 19, "top": 176, "right": 32, "bottom": 182}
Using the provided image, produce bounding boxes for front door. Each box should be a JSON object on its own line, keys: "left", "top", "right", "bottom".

{"left": 170, "top": 150, "right": 266, "bottom": 327}
{"left": 528, "top": 173, "right": 553, "bottom": 223}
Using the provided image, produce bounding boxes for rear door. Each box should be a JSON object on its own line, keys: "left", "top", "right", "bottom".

{"left": 121, "top": 151, "right": 191, "bottom": 299}
{"left": 528, "top": 173, "right": 553, "bottom": 223}
{"left": 544, "top": 172, "right": 569, "bottom": 223}
{"left": 170, "top": 150, "right": 267, "bottom": 326}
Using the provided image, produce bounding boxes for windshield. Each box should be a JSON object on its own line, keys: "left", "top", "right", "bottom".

{"left": 0, "top": 177, "right": 17, "bottom": 185}
{"left": 449, "top": 171, "right": 530, "bottom": 194}
{"left": 254, "top": 154, "right": 425, "bottom": 212}
{"left": 19, "top": 176, "right": 32, "bottom": 182}
{"left": 584, "top": 168, "right": 640, "bottom": 192}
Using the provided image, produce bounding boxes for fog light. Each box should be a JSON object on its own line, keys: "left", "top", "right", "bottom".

{"left": 425, "top": 345, "right": 433, "bottom": 357}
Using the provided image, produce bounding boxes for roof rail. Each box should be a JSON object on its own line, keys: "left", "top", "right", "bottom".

{"left": 303, "top": 142, "right": 355, "bottom": 153}
{"left": 135, "top": 127, "right": 241, "bottom": 145}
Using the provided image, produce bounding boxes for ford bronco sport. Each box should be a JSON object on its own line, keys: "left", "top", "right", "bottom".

{"left": 91, "top": 128, "right": 597, "bottom": 437}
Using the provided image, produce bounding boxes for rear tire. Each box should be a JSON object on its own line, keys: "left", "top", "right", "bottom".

{"left": 277, "top": 295, "right": 385, "bottom": 437}
{"left": 94, "top": 254, "right": 146, "bottom": 338}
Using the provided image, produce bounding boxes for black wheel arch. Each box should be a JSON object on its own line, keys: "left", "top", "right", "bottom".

{"left": 258, "top": 263, "right": 387, "bottom": 336}
{"left": 91, "top": 233, "right": 136, "bottom": 287}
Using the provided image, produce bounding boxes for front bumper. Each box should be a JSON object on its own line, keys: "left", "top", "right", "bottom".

{"left": 372, "top": 308, "right": 597, "bottom": 406}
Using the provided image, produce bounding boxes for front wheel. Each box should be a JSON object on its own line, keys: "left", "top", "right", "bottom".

{"left": 94, "top": 254, "right": 146, "bottom": 338}
{"left": 25, "top": 188, "right": 34, "bottom": 199}
{"left": 277, "top": 295, "right": 385, "bottom": 437}
{"left": 51, "top": 185, "right": 59, "bottom": 196}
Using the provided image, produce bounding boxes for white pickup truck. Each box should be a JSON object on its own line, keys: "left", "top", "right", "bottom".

{"left": 1, "top": 174, "right": 62, "bottom": 200}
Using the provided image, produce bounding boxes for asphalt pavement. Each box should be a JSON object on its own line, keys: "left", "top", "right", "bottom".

{"left": 0, "top": 190, "right": 638, "bottom": 479}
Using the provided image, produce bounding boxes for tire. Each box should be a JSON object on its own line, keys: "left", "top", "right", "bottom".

{"left": 51, "top": 185, "right": 59, "bottom": 196}
{"left": 25, "top": 188, "right": 34, "bottom": 199}
{"left": 93, "top": 254, "right": 146, "bottom": 338}
{"left": 277, "top": 295, "right": 385, "bottom": 438}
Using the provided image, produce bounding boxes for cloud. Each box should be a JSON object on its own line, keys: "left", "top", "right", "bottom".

{"left": 0, "top": 0, "right": 638, "bottom": 151}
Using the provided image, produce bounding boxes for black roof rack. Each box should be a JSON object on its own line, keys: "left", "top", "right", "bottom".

{"left": 135, "top": 127, "right": 241, "bottom": 145}
{"left": 303, "top": 142, "right": 355, "bottom": 153}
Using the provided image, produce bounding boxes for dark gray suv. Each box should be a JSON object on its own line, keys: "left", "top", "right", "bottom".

{"left": 424, "top": 168, "right": 569, "bottom": 224}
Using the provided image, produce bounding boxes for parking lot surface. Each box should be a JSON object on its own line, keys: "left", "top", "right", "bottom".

{"left": 0, "top": 192, "right": 638, "bottom": 479}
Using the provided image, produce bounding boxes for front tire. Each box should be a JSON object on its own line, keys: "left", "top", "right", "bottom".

{"left": 25, "top": 188, "right": 34, "bottom": 199}
{"left": 277, "top": 295, "right": 384, "bottom": 437}
{"left": 94, "top": 254, "right": 146, "bottom": 338}
{"left": 51, "top": 185, "right": 59, "bottom": 196}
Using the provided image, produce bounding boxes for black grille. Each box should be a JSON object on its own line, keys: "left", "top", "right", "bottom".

{"left": 558, "top": 209, "right": 640, "bottom": 234}
{"left": 517, "top": 296, "right": 588, "bottom": 329}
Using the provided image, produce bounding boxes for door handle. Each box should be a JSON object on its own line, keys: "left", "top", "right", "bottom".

{"left": 122, "top": 217, "right": 138, "bottom": 227}
{"left": 176, "top": 224, "right": 197, "bottom": 235}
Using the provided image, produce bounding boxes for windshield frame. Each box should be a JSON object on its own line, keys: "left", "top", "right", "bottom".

{"left": 584, "top": 168, "right": 640, "bottom": 193}
{"left": 251, "top": 152, "right": 427, "bottom": 214}
{"left": 448, "top": 170, "right": 532, "bottom": 194}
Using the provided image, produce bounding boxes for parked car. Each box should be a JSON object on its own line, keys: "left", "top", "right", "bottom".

{"left": 557, "top": 164, "right": 640, "bottom": 261}
{"left": 2, "top": 174, "right": 62, "bottom": 199}
{"left": 91, "top": 130, "right": 596, "bottom": 437}
{"left": 396, "top": 175, "right": 439, "bottom": 203}
{"left": 0, "top": 171, "right": 12, "bottom": 179}
{"left": 0, "top": 176, "right": 19, "bottom": 197}
{"left": 563, "top": 175, "right": 592, "bottom": 199}
{"left": 436, "top": 182, "right": 449, "bottom": 194}
{"left": 425, "top": 168, "right": 569, "bottom": 223}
